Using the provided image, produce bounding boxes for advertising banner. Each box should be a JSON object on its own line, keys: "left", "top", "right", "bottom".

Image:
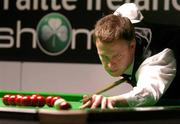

{"left": 0, "top": 0, "right": 180, "bottom": 63}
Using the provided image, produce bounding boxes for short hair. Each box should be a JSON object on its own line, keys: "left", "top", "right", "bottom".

{"left": 94, "top": 14, "right": 135, "bottom": 43}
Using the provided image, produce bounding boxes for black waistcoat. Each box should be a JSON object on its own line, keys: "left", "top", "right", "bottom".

{"left": 130, "top": 30, "right": 152, "bottom": 86}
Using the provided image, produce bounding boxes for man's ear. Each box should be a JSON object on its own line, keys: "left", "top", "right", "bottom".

{"left": 130, "top": 40, "right": 136, "bottom": 49}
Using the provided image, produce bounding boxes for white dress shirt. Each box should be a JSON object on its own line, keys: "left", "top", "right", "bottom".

{"left": 120, "top": 48, "right": 177, "bottom": 106}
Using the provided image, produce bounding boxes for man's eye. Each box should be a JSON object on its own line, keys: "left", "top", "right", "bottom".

{"left": 115, "top": 54, "right": 122, "bottom": 59}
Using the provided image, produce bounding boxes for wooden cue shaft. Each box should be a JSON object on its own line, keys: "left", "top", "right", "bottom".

{"left": 80, "top": 77, "right": 127, "bottom": 102}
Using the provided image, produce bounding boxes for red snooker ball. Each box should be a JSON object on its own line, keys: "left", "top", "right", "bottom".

{"left": 51, "top": 96, "right": 61, "bottom": 107}
{"left": 60, "top": 101, "right": 71, "bottom": 110}
{"left": 8, "top": 95, "right": 16, "bottom": 105}
{"left": 30, "top": 95, "right": 38, "bottom": 107}
{"left": 46, "top": 96, "right": 53, "bottom": 107}
{"left": 37, "top": 95, "right": 46, "bottom": 107}
{"left": 21, "top": 96, "right": 32, "bottom": 106}
{"left": 2, "top": 94, "right": 11, "bottom": 105}
{"left": 15, "top": 95, "right": 23, "bottom": 106}
{"left": 31, "top": 94, "right": 39, "bottom": 98}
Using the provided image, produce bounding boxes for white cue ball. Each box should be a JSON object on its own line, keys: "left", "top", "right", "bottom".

{"left": 54, "top": 98, "right": 65, "bottom": 110}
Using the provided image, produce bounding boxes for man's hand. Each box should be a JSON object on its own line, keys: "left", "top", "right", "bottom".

{"left": 80, "top": 94, "right": 127, "bottom": 109}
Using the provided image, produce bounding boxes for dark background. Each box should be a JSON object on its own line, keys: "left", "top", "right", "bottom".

{"left": 0, "top": 0, "right": 179, "bottom": 63}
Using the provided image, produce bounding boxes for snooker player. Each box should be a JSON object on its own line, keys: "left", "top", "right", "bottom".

{"left": 80, "top": 3, "right": 177, "bottom": 109}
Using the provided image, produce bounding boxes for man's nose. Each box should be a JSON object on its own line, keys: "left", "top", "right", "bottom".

{"left": 107, "top": 61, "right": 116, "bottom": 70}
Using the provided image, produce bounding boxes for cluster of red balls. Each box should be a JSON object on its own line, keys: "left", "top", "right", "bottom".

{"left": 3, "top": 94, "right": 46, "bottom": 107}
{"left": 2, "top": 94, "right": 71, "bottom": 110}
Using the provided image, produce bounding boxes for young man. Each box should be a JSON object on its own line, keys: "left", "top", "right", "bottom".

{"left": 80, "top": 4, "right": 177, "bottom": 109}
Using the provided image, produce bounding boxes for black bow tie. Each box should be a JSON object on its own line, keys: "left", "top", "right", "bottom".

{"left": 121, "top": 74, "right": 132, "bottom": 83}
{"left": 122, "top": 74, "right": 131, "bottom": 79}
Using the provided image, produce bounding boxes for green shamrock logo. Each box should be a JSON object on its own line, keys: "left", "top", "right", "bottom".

{"left": 37, "top": 13, "right": 72, "bottom": 56}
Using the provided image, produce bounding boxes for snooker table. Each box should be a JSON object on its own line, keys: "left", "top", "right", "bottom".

{"left": 0, "top": 90, "right": 180, "bottom": 124}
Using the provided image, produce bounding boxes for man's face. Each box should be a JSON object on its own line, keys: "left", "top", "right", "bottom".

{"left": 96, "top": 38, "right": 136, "bottom": 77}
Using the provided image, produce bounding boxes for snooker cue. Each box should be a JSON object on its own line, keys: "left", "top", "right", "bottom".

{"left": 80, "top": 77, "right": 128, "bottom": 102}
